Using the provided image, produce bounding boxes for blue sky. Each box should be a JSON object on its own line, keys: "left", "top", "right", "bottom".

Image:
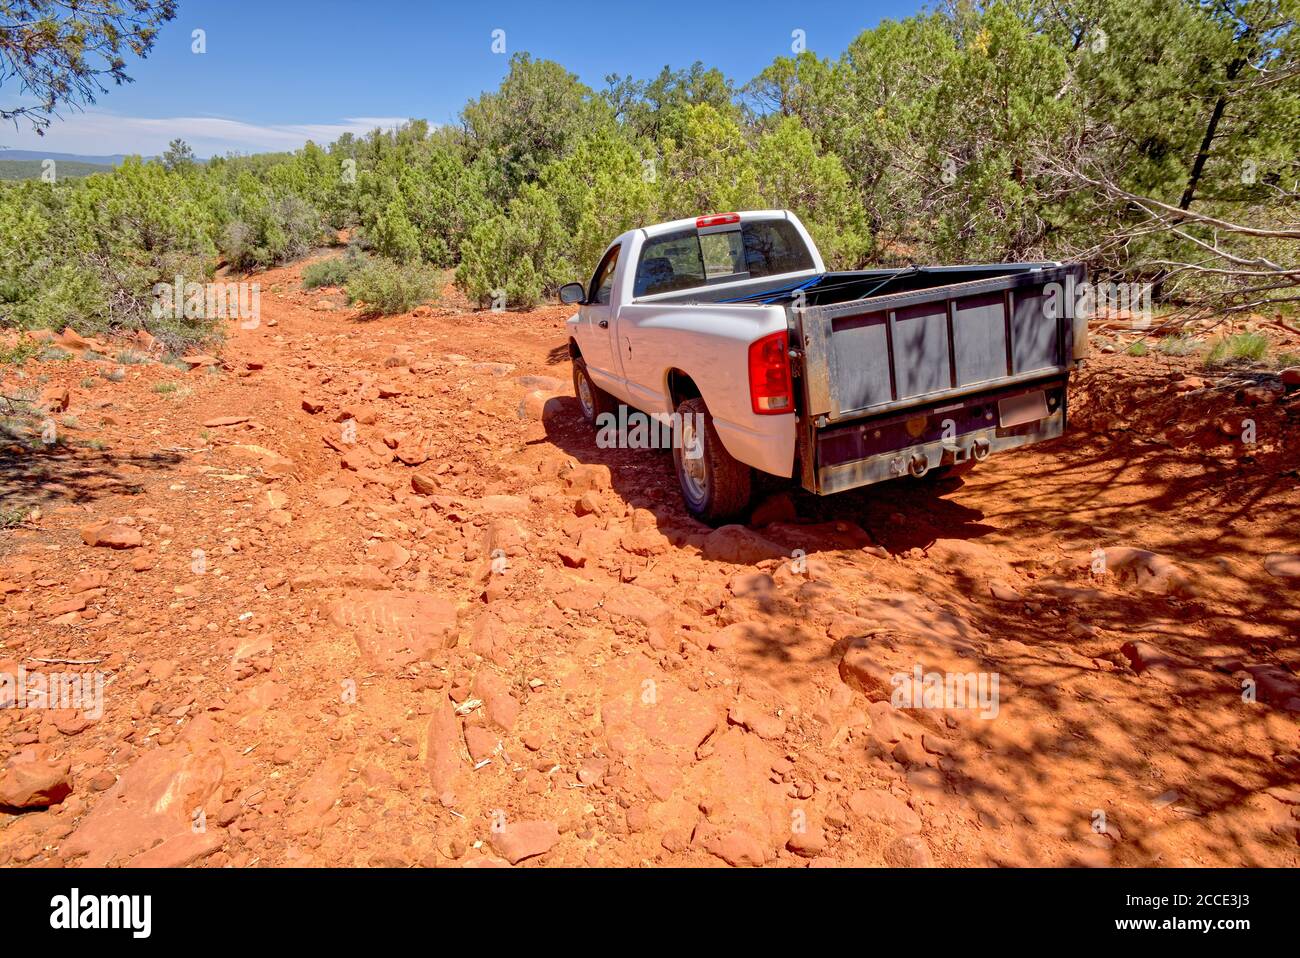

{"left": 0, "top": 0, "right": 926, "bottom": 157}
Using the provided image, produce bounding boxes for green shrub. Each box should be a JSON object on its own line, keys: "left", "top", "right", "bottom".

{"left": 455, "top": 184, "right": 570, "bottom": 309}
{"left": 303, "top": 252, "right": 362, "bottom": 290}
{"left": 1125, "top": 340, "right": 1148, "bottom": 357}
{"left": 220, "top": 173, "right": 326, "bottom": 272}
{"left": 346, "top": 258, "right": 439, "bottom": 315}
{"left": 0, "top": 336, "right": 40, "bottom": 366}
{"left": 1205, "top": 332, "right": 1270, "bottom": 366}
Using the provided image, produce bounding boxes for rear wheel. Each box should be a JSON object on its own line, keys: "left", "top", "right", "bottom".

{"left": 572, "top": 357, "right": 617, "bottom": 425}
{"left": 673, "top": 397, "right": 752, "bottom": 525}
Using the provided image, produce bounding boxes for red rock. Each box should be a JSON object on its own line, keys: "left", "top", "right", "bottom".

{"left": 602, "top": 583, "right": 671, "bottom": 628}
{"left": 838, "top": 638, "right": 893, "bottom": 701}
{"left": 203, "top": 416, "right": 249, "bottom": 428}
{"left": 61, "top": 740, "right": 225, "bottom": 866}
{"left": 318, "top": 487, "right": 351, "bottom": 507}
{"left": 470, "top": 494, "right": 528, "bottom": 516}
{"left": 727, "top": 702, "right": 786, "bottom": 740}
{"left": 365, "top": 540, "right": 410, "bottom": 570}
{"left": 290, "top": 565, "right": 388, "bottom": 592}
{"left": 750, "top": 491, "right": 798, "bottom": 527}
{"left": 1264, "top": 553, "right": 1300, "bottom": 579}
{"left": 0, "top": 748, "right": 72, "bottom": 809}
{"left": 787, "top": 823, "right": 827, "bottom": 858}
{"left": 562, "top": 464, "right": 612, "bottom": 492}
{"left": 989, "top": 581, "right": 1024, "bottom": 602}
{"left": 473, "top": 671, "right": 519, "bottom": 730}
{"left": 411, "top": 472, "right": 440, "bottom": 496}
{"left": 705, "top": 827, "right": 769, "bottom": 866}
{"left": 557, "top": 545, "right": 586, "bottom": 568}
{"left": 883, "top": 834, "right": 934, "bottom": 867}
{"left": 128, "top": 829, "right": 225, "bottom": 868}
{"left": 1097, "top": 547, "right": 1193, "bottom": 596}
{"left": 47, "top": 595, "right": 88, "bottom": 616}
{"left": 69, "top": 570, "right": 109, "bottom": 592}
{"left": 463, "top": 725, "right": 498, "bottom": 763}
{"left": 425, "top": 702, "right": 463, "bottom": 795}
{"left": 328, "top": 590, "right": 457, "bottom": 671}
{"left": 302, "top": 397, "right": 327, "bottom": 414}
{"left": 41, "top": 386, "right": 71, "bottom": 413}
{"left": 847, "top": 788, "right": 922, "bottom": 834}
{"left": 700, "top": 525, "right": 786, "bottom": 564}
{"left": 80, "top": 522, "right": 142, "bottom": 549}
{"left": 489, "top": 820, "right": 559, "bottom": 864}
{"left": 600, "top": 661, "right": 718, "bottom": 763}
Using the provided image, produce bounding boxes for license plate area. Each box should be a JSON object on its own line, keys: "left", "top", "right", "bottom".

{"left": 998, "top": 390, "right": 1048, "bottom": 428}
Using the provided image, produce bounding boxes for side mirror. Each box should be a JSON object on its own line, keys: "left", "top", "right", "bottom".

{"left": 559, "top": 283, "right": 586, "bottom": 305}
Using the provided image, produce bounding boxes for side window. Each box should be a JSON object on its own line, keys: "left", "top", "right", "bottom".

{"left": 589, "top": 245, "right": 621, "bottom": 305}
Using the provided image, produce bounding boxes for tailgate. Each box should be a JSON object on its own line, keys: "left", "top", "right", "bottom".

{"left": 795, "top": 264, "right": 1084, "bottom": 424}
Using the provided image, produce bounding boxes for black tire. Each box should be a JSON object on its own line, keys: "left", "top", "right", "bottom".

{"left": 672, "top": 397, "right": 752, "bottom": 524}
{"left": 572, "top": 357, "right": 618, "bottom": 425}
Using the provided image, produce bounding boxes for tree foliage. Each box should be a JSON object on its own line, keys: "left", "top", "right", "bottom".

{"left": 1, "top": 0, "right": 1296, "bottom": 337}
{"left": 0, "top": 0, "right": 177, "bottom": 133}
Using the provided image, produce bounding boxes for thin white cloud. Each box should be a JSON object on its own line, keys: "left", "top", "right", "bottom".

{"left": 0, "top": 111, "right": 413, "bottom": 157}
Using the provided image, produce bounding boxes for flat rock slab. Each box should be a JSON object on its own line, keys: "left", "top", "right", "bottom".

{"left": 490, "top": 820, "right": 559, "bottom": 864}
{"left": 328, "top": 590, "right": 457, "bottom": 671}
{"left": 600, "top": 657, "right": 719, "bottom": 764}
{"left": 62, "top": 741, "right": 226, "bottom": 867}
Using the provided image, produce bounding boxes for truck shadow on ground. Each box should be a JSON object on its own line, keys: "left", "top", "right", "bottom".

{"left": 539, "top": 397, "right": 1000, "bottom": 557}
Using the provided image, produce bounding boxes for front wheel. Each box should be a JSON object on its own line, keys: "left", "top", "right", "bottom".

{"left": 572, "top": 357, "right": 617, "bottom": 425}
{"left": 672, "top": 397, "right": 752, "bottom": 525}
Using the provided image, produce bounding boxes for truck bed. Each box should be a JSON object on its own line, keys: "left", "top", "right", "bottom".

{"left": 790, "top": 263, "right": 1086, "bottom": 494}
{"left": 794, "top": 263, "right": 1084, "bottom": 422}
{"left": 637, "top": 260, "right": 1086, "bottom": 495}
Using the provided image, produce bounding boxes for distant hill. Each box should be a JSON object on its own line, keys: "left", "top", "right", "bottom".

{"left": 0, "top": 158, "right": 118, "bottom": 181}
{"left": 0, "top": 150, "right": 147, "bottom": 166}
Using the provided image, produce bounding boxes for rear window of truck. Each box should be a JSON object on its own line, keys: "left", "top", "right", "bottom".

{"left": 633, "top": 219, "right": 814, "bottom": 297}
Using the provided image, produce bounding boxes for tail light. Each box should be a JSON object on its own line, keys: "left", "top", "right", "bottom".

{"left": 696, "top": 213, "right": 740, "bottom": 228}
{"left": 748, "top": 330, "right": 793, "bottom": 415}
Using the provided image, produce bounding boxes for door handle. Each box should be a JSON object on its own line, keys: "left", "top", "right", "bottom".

{"left": 598, "top": 320, "right": 609, "bottom": 328}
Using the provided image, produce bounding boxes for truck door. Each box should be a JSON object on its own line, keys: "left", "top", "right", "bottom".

{"left": 579, "top": 243, "right": 623, "bottom": 394}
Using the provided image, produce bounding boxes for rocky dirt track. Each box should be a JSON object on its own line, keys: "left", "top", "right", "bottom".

{"left": 2, "top": 253, "right": 1298, "bottom": 868}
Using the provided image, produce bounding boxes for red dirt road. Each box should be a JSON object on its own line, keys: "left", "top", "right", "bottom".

{"left": 2, "top": 254, "right": 1298, "bottom": 867}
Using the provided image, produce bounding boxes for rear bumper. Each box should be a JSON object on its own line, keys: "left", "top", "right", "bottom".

{"left": 807, "top": 377, "right": 1067, "bottom": 495}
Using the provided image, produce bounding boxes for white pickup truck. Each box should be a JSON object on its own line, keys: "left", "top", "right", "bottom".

{"left": 563, "top": 210, "right": 1087, "bottom": 524}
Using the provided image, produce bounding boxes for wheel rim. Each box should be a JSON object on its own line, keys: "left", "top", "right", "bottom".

{"left": 679, "top": 414, "right": 707, "bottom": 503}
{"left": 577, "top": 371, "right": 594, "bottom": 419}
